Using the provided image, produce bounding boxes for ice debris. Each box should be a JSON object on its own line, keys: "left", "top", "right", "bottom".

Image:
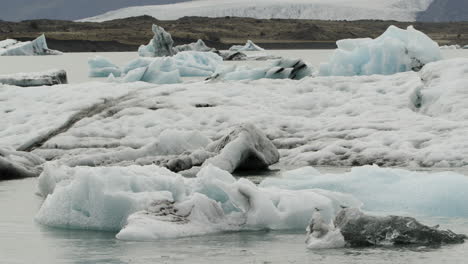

{"left": 0, "top": 148, "right": 44, "bottom": 180}
{"left": 0, "top": 69, "right": 68, "bottom": 87}
{"left": 138, "top": 24, "right": 175, "bottom": 57}
{"left": 0, "top": 35, "right": 62, "bottom": 56}
{"left": 319, "top": 25, "right": 442, "bottom": 76}
{"left": 88, "top": 56, "right": 122, "bottom": 77}
{"left": 166, "top": 123, "right": 280, "bottom": 173}
{"left": 229, "top": 40, "right": 265, "bottom": 52}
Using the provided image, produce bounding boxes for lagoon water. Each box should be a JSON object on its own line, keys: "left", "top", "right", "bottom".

{"left": 1, "top": 173, "right": 468, "bottom": 264}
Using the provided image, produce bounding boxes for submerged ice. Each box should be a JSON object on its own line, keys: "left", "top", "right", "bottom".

{"left": 320, "top": 25, "right": 441, "bottom": 76}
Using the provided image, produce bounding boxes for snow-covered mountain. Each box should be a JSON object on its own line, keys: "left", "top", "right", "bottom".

{"left": 80, "top": 0, "right": 436, "bottom": 22}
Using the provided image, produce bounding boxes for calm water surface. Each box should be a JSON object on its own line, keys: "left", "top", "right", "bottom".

{"left": 1, "top": 171, "right": 467, "bottom": 264}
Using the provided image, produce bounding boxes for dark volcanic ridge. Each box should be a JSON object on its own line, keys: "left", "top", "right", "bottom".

{"left": 1, "top": 16, "right": 467, "bottom": 52}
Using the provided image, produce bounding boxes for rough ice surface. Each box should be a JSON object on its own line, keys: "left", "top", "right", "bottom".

{"left": 203, "top": 123, "right": 280, "bottom": 172}
{"left": 3, "top": 59, "right": 468, "bottom": 169}
{"left": 0, "top": 69, "right": 67, "bottom": 87}
{"left": 0, "top": 35, "right": 62, "bottom": 56}
{"left": 319, "top": 25, "right": 442, "bottom": 76}
{"left": 88, "top": 56, "right": 122, "bottom": 77}
{"left": 174, "top": 39, "right": 215, "bottom": 53}
{"left": 260, "top": 165, "right": 468, "bottom": 217}
{"left": 0, "top": 147, "right": 44, "bottom": 180}
{"left": 440, "top": 45, "right": 461, "bottom": 50}
{"left": 138, "top": 24, "right": 175, "bottom": 57}
{"left": 35, "top": 164, "right": 360, "bottom": 240}
{"left": 210, "top": 58, "right": 312, "bottom": 81}
{"left": 229, "top": 40, "right": 265, "bottom": 52}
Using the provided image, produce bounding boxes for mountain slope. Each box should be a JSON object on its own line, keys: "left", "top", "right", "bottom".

{"left": 417, "top": 0, "right": 468, "bottom": 22}
{"left": 0, "top": 0, "right": 187, "bottom": 22}
{"left": 81, "top": 0, "right": 434, "bottom": 22}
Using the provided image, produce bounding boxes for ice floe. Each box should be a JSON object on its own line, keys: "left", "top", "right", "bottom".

{"left": 0, "top": 35, "right": 62, "bottom": 56}
{"left": 0, "top": 69, "right": 67, "bottom": 87}
{"left": 320, "top": 25, "right": 441, "bottom": 76}
{"left": 0, "top": 148, "right": 44, "bottom": 180}
{"left": 88, "top": 56, "right": 122, "bottom": 77}
{"left": 35, "top": 163, "right": 360, "bottom": 239}
{"left": 174, "top": 39, "right": 215, "bottom": 53}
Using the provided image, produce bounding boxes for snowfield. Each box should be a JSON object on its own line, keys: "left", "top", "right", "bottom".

{"left": 81, "top": 0, "right": 434, "bottom": 22}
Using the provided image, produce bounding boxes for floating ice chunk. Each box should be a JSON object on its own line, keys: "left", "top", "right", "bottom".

{"left": 174, "top": 39, "right": 215, "bottom": 53}
{"left": 439, "top": 44, "right": 461, "bottom": 50}
{"left": 229, "top": 40, "right": 265, "bottom": 52}
{"left": 35, "top": 164, "right": 187, "bottom": 231}
{"left": 88, "top": 56, "right": 121, "bottom": 77}
{"left": 210, "top": 58, "right": 312, "bottom": 81}
{"left": 217, "top": 50, "right": 247, "bottom": 61}
{"left": 0, "top": 147, "right": 44, "bottom": 180}
{"left": 35, "top": 163, "right": 361, "bottom": 239}
{"left": 319, "top": 25, "right": 442, "bottom": 76}
{"left": 173, "top": 51, "right": 223, "bottom": 76}
{"left": 138, "top": 24, "right": 175, "bottom": 57}
{"left": 140, "top": 57, "right": 182, "bottom": 84}
{"left": 0, "top": 69, "right": 67, "bottom": 87}
{"left": 0, "top": 35, "right": 62, "bottom": 56}
{"left": 260, "top": 165, "right": 468, "bottom": 217}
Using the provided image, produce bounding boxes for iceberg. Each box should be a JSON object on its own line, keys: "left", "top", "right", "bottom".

{"left": 35, "top": 164, "right": 361, "bottom": 240}
{"left": 261, "top": 165, "right": 468, "bottom": 217}
{"left": 138, "top": 24, "right": 175, "bottom": 57}
{"left": 88, "top": 56, "right": 122, "bottom": 77}
{"left": 116, "top": 51, "right": 223, "bottom": 83}
{"left": 0, "top": 69, "right": 68, "bottom": 87}
{"left": 319, "top": 25, "right": 442, "bottom": 76}
{"left": 229, "top": 40, "right": 265, "bottom": 52}
{"left": 174, "top": 39, "right": 215, "bottom": 53}
{"left": 0, "top": 35, "right": 62, "bottom": 56}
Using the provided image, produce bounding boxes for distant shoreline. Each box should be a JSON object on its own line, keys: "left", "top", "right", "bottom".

{"left": 1, "top": 16, "right": 467, "bottom": 52}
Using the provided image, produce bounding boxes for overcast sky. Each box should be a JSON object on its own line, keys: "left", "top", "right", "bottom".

{"left": 0, "top": 0, "right": 186, "bottom": 22}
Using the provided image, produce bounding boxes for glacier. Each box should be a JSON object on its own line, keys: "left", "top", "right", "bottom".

{"left": 0, "top": 35, "right": 62, "bottom": 56}
{"left": 80, "top": 0, "right": 435, "bottom": 23}
{"left": 319, "top": 25, "right": 442, "bottom": 76}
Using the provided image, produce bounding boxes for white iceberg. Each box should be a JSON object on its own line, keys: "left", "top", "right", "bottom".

{"left": 0, "top": 69, "right": 67, "bottom": 87}
{"left": 319, "top": 25, "right": 442, "bottom": 76}
{"left": 0, "top": 35, "right": 62, "bottom": 56}
{"left": 229, "top": 40, "right": 265, "bottom": 52}
{"left": 35, "top": 164, "right": 360, "bottom": 240}
{"left": 88, "top": 56, "right": 122, "bottom": 77}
